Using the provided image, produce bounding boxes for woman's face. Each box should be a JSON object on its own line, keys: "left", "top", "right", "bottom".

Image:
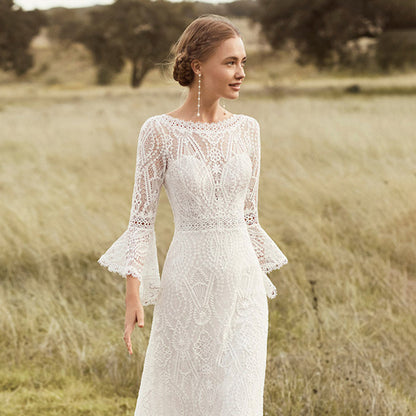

{"left": 196, "top": 36, "right": 246, "bottom": 100}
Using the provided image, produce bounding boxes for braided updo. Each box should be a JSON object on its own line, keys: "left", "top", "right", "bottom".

{"left": 170, "top": 14, "right": 241, "bottom": 87}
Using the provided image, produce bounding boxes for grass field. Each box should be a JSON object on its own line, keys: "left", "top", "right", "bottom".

{"left": 0, "top": 76, "right": 415, "bottom": 415}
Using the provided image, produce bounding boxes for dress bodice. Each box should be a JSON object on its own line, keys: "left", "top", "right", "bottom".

{"left": 159, "top": 113, "right": 255, "bottom": 232}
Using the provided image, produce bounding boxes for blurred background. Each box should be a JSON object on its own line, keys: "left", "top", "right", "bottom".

{"left": 0, "top": 1, "right": 415, "bottom": 415}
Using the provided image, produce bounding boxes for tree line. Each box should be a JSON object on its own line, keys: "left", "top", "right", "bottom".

{"left": 1, "top": 0, "right": 415, "bottom": 87}
{"left": 255, "top": 0, "right": 416, "bottom": 71}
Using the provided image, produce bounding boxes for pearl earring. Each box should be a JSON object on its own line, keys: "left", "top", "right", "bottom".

{"left": 197, "top": 73, "right": 201, "bottom": 117}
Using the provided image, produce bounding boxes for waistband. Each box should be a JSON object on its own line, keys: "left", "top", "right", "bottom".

{"left": 174, "top": 216, "right": 247, "bottom": 232}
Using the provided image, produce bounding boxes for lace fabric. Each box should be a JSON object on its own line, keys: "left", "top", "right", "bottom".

{"left": 97, "top": 113, "right": 288, "bottom": 415}
{"left": 98, "top": 113, "right": 287, "bottom": 305}
{"left": 97, "top": 117, "right": 166, "bottom": 305}
{"left": 241, "top": 117, "right": 288, "bottom": 281}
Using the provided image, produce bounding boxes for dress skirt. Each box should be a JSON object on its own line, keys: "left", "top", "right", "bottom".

{"left": 134, "top": 225, "right": 269, "bottom": 416}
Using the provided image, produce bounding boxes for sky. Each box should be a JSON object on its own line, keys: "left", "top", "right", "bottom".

{"left": 14, "top": 0, "right": 234, "bottom": 11}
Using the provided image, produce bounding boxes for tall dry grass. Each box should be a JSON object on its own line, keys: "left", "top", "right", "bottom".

{"left": 0, "top": 81, "right": 415, "bottom": 415}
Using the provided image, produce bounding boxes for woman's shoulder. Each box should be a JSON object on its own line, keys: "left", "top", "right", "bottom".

{"left": 140, "top": 114, "right": 164, "bottom": 130}
{"left": 242, "top": 114, "right": 259, "bottom": 128}
{"left": 137, "top": 115, "right": 168, "bottom": 140}
{"left": 236, "top": 114, "right": 260, "bottom": 138}
{"left": 136, "top": 116, "right": 165, "bottom": 148}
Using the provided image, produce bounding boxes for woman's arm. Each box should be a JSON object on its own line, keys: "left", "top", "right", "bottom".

{"left": 97, "top": 116, "right": 166, "bottom": 306}
{"left": 243, "top": 118, "right": 288, "bottom": 297}
{"left": 98, "top": 117, "right": 166, "bottom": 354}
{"left": 124, "top": 274, "right": 144, "bottom": 355}
{"left": 121, "top": 118, "right": 166, "bottom": 354}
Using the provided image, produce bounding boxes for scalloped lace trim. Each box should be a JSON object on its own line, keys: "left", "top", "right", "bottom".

{"left": 97, "top": 257, "right": 161, "bottom": 306}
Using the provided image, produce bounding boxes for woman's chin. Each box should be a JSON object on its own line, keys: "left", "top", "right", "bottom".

{"left": 225, "top": 91, "right": 239, "bottom": 100}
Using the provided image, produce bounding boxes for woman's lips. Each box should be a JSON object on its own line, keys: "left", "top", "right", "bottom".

{"left": 229, "top": 83, "right": 241, "bottom": 90}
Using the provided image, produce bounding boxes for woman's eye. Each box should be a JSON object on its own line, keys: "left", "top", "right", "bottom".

{"left": 227, "top": 61, "right": 246, "bottom": 66}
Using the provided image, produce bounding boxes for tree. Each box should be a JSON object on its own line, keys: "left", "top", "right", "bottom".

{"left": 225, "top": 0, "right": 258, "bottom": 18}
{"left": 0, "top": 0, "right": 47, "bottom": 76}
{"left": 45, "top": 7, "right": 88, "bottom": 48}
{"left": 375, "top": 0, "right": 416, "bottom": 30}
{"left": 78, "top": 0, "right": 189, "bottom": 87}
{"left": 254, "top": 0, "right": 415, "bottom": 70}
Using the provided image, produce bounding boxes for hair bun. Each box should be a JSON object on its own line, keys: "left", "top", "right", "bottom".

{"left": 173, "top": 55, "right": 194, "bottom": 87}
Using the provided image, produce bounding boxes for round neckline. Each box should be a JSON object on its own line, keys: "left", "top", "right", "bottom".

{"left": 161, "top": 112, "right": 240, "bottom": 129}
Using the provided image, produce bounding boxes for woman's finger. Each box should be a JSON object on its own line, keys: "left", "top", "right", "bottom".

{"left": 124, "top": 325, "right": 133, "bottom": 355}
{"left": 123, "top": 306, "right": 144, "bottom": 354}
{"left": 124, "top": 311, "right": 135, "bottom": 354}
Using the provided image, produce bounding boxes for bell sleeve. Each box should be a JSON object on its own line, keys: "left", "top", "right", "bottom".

{"left": 97, "top": 117, "right": 166, "bottom": 306}
{"left": 244, "top": 118, "right": 288, "bottom": 299}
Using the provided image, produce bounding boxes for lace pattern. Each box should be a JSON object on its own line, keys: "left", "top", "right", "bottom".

{"left": 98, "top": 113, "right": 288, "bottom": 306}
{"left": 97, "top": 112, "right": 289, "bottom": 415}
{"left": 98, "top": 117, "right": 166, "bottom": 306}
{"left": 242, "top": 117, "right": 288, "bottom": 278}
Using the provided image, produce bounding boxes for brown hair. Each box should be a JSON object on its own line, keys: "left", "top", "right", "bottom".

{"left": 170, "top": 14, "right": 241, "bottom": 87}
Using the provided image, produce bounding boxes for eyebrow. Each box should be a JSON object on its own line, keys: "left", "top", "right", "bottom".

{"left": 224, "top": 56, "right": 247, "bottom": 60}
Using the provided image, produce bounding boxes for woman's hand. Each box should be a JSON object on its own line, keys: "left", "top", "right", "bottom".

{"left": 124, "top": 275, "right": 144, "bottom": 355}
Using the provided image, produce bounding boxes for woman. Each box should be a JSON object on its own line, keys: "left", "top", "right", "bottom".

{"left": 98, "top": 13, "right": 288, "bottom": 416}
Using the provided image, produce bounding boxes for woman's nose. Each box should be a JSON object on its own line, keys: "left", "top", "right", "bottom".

{"left": 237, "top": 65, "right": 245, "bottom": 79}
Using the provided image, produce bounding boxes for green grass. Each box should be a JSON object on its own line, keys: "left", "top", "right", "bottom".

{"left": 0, "top": 81, "right": 415, "bottom": 415}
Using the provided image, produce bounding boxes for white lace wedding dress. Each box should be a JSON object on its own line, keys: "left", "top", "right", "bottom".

{"left": 97, "top": 113, "right": 288, "bottom": 416}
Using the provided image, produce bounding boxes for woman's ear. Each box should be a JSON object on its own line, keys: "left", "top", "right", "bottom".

{"left": 191, "top": 60, "right": 201, "bottom": 75}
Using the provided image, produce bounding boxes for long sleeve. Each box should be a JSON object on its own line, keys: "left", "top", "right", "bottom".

{"left": 97, "top": 117, "right": 166, "bottom": 306}
{"left": 244, "top": 118, "right": 288, "bottom": 298}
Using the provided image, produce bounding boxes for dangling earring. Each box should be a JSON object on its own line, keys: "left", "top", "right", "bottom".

{"left": 197, "top": 73, "right": 201, "bottom": 117}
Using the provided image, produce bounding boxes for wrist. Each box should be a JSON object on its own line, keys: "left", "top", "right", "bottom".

{"left": 125, "top": 274, "right": 141, "bottom": 304}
